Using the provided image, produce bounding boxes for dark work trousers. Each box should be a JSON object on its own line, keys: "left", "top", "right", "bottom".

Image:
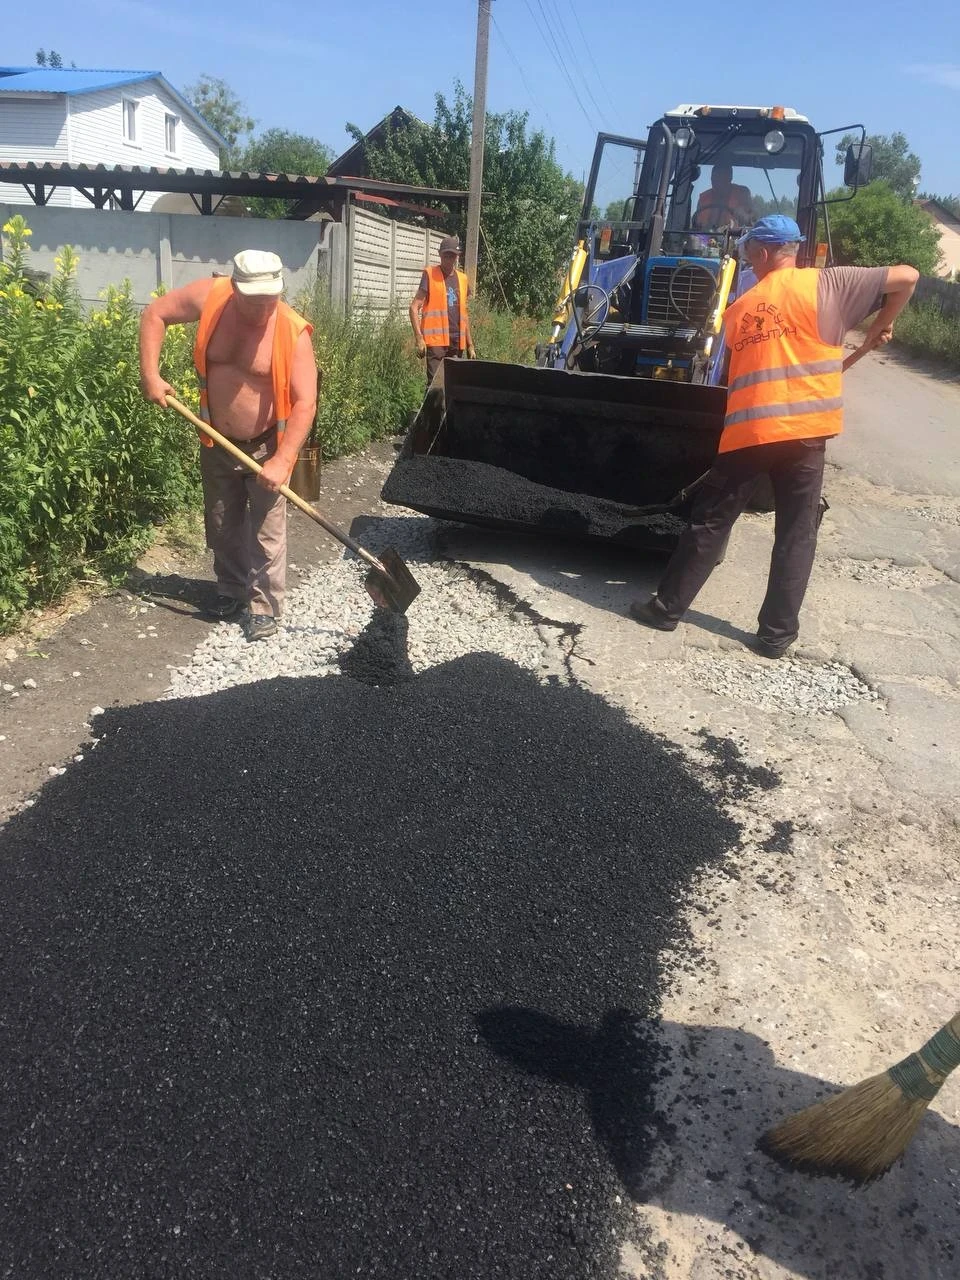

{"left": 425, "top": 345, "right": 464, "bottom": 390}
{"left": 655, "top": 438, "right": 827, "bottom": 651}
{"left": 198, "top": 427, "right": 287, "bottom": 618}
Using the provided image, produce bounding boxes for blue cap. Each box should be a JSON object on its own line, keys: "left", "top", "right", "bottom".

{"left": 737, "top": 214, "right": 805, "bottom": 248}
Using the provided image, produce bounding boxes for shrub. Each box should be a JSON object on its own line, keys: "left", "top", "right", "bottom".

{"left": 0, "top": 216, "right": 198, "bottom": 631}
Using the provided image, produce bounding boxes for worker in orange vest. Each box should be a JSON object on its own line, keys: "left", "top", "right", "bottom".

{"left": 409, "top": 235, "right": 475, "bottom": 389}
{"left": 693, "top": 164, "right": 755, "bottom": 231}
{"left": 630, "top": 215, "right": 918, "bottom": 658}
{"left": 139, "top": 250, "right": 318, "bottom": 643}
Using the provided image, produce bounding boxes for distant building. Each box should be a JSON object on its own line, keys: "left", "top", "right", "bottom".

{"left": 0, "top": 66, "right": 223, "bottom": 211}
{"left": 915, "top": 198, "right": 960, "bottom": 279}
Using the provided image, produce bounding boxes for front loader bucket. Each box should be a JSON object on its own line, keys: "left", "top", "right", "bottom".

{"left": 381, "top": 359, "right": 727, "bottom": 550}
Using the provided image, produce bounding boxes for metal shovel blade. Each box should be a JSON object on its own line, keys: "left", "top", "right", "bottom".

{"left": 363, "top": 547, "right": 421, "bottom": 614}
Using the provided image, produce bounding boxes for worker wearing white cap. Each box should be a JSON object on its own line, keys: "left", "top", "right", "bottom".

{"left": 139, "top": 251, "right": 318, "bottom": 642}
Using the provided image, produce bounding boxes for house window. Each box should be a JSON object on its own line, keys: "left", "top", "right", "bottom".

{"left": 122, "top": 97, "right": 138, "bottom": 144}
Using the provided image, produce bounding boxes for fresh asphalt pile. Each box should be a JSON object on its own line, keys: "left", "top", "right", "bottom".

{"left": 0, "top": 589, "right": 759, "bottom": 1277}
{"left": 382, "top": 454, "right": 686, "bottom": 548}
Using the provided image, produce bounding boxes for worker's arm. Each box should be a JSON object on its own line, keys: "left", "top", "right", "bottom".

{"left": 849, "top": 265, "right": 919, "bottom": 363}
{"left": 409, "top": 286, "right": 427, "bottom": 358}
{"left": 258, "top": 330, "right": 320, "bottom": 492}
{"left": 139, "top": 277, "right": 214, "bottom": 405}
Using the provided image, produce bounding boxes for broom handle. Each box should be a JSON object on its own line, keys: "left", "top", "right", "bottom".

{"left": 164, "top": 396, "right": 388, "bottom": 575}
{"left": 917, "top": 1011, "right": 960, "bottom": 1080}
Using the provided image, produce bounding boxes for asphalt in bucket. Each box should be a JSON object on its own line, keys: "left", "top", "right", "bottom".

{"left": 0, "top": 656, "right": 751, "bottom": 1278}
{"left": 383, "top": 454, "right": 686, "bottom": 548}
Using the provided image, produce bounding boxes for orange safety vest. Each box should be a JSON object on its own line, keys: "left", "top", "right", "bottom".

{"left": 421, "top": 265, "right": 469, "bottom": 350}
{"left": 720, "top": 267, "right": 842, "bottom": 453}
{"left": 193, "top": 277, "right": 313, "bottom": 443}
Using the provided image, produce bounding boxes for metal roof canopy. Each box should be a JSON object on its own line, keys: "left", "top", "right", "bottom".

{"left": 0, "top": 162, "right": 471, "bottom": 220}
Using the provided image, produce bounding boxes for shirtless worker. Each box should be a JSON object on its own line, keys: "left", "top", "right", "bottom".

{"left": 139, "top": 251, "right": 318, "bottom": 642}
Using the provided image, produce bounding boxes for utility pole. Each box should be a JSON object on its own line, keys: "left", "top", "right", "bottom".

{"left": 465, "top": 0, "right": 491, "bottom": 286}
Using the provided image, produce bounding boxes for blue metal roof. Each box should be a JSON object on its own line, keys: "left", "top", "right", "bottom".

{"left": 0, "top": 67, "right": 227, "bottom": 148}
{"left": 0, "top": 67, "right": 158, "bottom": 95}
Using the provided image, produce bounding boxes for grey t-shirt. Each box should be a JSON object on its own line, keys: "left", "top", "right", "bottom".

{"left": 817, "top": 266, "right": 889, "bottom": 345}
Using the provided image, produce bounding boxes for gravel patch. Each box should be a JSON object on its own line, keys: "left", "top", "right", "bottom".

{"left": 825, "top": 557, "right": 939, "bottom": 588}
{"left": 0, "top": 656, "right": 749, "bottom": 1279}
{"left": 164, "top": 517, "right": 546, "bottom": 699}
{"left": 914, "top": 503, "right": 960, "bottom": 526}
{"left": 684, "top": 651, "right": 878, "bottom": 715}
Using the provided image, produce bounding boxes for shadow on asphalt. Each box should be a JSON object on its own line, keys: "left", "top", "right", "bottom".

{"left": 478, "top": 1006, "right": 960, "bottom": 1280}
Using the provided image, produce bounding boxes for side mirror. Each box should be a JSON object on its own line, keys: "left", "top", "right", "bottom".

{"left": 844, "top": 142, "right": 873, "bottom": 188}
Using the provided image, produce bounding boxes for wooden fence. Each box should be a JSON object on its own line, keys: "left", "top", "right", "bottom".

{"left": 914, "top": 275, "right": 960, "bottom": 317}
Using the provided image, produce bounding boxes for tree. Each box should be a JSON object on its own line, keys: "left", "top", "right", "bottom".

{"left": 826, "top": 181, "right": 942, "bottom": 275}
{"left": 183, "top": 75, "right": 255, "bottom": 162}
{"left": 834, "top": 132, "right": 921, "bottom": 201}
{"left": 234, "top": 129, "right": 334, "bottom": 217}
{"left": 346, "top": 83, "right": 582, "bottom": 316}
{"left": 920, "top": 192, "right": 960, "bottom": 220}
{"left": 35, "top": 50, "right": 66, "bottom": 67}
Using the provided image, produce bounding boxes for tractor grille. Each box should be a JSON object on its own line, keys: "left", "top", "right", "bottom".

{"left": 646, "top": 265, "right": 716, "bottom": 328}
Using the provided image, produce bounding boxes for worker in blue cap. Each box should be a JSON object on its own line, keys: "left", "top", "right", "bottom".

{"left": 630, "top": 214, "right": 919, "bottom": 658}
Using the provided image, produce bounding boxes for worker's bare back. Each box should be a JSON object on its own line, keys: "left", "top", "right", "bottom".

{"left": 204, "top": 301, "right": 278, "bottom": 440}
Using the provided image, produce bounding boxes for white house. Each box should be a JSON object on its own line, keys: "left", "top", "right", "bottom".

{"left": 0, "top": 66, "right": 224, "bottom": 211}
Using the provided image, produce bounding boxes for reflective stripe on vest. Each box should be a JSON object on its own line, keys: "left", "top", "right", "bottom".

{"left": 422, "top": 265, "right": 468, "bottom": 349}
{"left": 193, "top": 277, "right": 313, "bottom": 440}
{"left": 720, "top": 267, "right": 842, "bottom": 453}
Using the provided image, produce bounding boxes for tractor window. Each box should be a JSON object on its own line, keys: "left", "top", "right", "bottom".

{"left": 583, "top": 137, "right": 645, "bottom": 224}
{"left": 670, "top": 132, "right": 806, "bottom": 233}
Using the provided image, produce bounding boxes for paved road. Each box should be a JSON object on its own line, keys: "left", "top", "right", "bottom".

{"left": 834, "top": 346, "right": 960, "bottom": 495}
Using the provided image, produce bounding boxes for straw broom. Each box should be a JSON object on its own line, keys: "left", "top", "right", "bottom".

{"left": 758, "top": 1011, "right": 960, "bottom": 1185}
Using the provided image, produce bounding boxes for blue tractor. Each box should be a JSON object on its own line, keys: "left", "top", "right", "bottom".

{"left": 383, "top": 104, "right": 871, "bottom": 548}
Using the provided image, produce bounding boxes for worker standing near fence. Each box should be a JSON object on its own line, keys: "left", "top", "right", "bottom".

{"left": 630, "top": 214, "right": 918, "bottom": 658}
{"left": 409, "top": 235, "right": 475, "bottom": 390}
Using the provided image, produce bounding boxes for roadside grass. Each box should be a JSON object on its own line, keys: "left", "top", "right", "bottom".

{"left": 893, "top": 299, "right": 960, "bottom": 371}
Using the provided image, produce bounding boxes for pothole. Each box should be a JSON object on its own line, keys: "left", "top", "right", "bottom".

{"left": 683, "top": 651, "right": 880, "bottom": 715}
{"left": 825, "top": 557, "right": 942, "bottom": 588}
{"left": 914, "top": 503, "right": 960, "bottom": 526}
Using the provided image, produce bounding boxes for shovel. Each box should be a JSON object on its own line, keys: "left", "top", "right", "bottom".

{"left": 165, "top": 396, "right": 420, "bottom": 614}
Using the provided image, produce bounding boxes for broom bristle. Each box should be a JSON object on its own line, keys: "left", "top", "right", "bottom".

{"left": 758, "top": 1070, "right": 933, "bottom": 1185}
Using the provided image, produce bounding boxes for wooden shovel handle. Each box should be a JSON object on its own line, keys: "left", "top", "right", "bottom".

{"left": 164, "top": 395, "right": 386, "bottom": 573}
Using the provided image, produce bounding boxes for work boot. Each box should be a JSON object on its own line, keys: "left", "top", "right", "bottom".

{"left": 628, "top": 597, "right": 678, "bottom": 632}
{"left": 752, "top": 637, "right": 791, "bottom": 660}
{"left": 241, "top": 612, "right": 278, "bottom": 643}
{"left": 208, "top": 594, "right": 244, "bottom": 620}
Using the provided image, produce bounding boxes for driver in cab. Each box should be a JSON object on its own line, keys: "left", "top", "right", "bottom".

{"left": 693, "top": 164, "right": 755, "bottom": 230}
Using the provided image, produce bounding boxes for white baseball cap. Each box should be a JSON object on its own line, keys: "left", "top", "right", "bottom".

{"left": 231, "top": 249, "right": 284, "bottom": 296}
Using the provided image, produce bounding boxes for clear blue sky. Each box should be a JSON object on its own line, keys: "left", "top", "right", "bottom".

{"left": 7, "top": 0, "right": 959, "bottom": 194}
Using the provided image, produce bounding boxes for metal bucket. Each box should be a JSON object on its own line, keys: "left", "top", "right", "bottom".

{"left": 291, "top": 445, "right": 322, "bottom": 502}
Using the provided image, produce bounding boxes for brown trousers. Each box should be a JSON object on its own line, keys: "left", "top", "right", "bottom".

{"left": 198, "top": 428, "right": 287, "bottom": 617}
{"left": 655, "top": 439, "right": 827, "bottom": 652}
{"left": 425, "top": 345, "right": 464, "bottom": 390}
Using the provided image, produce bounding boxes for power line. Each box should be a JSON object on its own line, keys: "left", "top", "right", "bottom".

{"left": 541, "top": 0, "right": 608, "bottom": 123}
{"left": 522, "top": 0, "right": 601, "bottom": 134}
{"left": 561, "top": 0, "right": 619, "bottom": 117}
{"left": 490, "top": 12, "right": 558, "bottom": 136}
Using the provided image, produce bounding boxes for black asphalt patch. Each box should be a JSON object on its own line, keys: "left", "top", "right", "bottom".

{"left": 0, "top": 656, "right": 748, "bottom": 1278}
